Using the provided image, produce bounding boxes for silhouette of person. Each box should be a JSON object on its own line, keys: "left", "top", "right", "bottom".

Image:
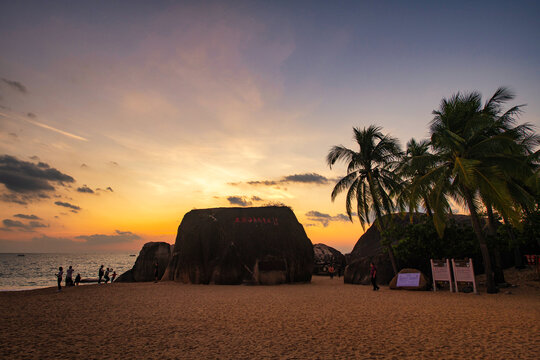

{"left": 154, "top": 261, "right": 159, "bottom": 283}
{"left": 98, "top": 265, "right": 104, "bottom": 284}
{"left": 75, "top": 273, "right": 81, "bottom": 286}
{"left": 370, "top": 262, "right": 380, "bottom": 291}
{"left": 56, "top": 266, "right": 63, "bottom": 291}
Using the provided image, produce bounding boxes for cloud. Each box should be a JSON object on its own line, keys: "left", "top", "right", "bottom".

{"left": 282, "top": 173, "right": 329, "bottom": 184}
{"left": 251, "top": 196, "right": 263, "bottom": 202}
{"left": 29, "top": 156, "right": 39, "bottom": 161}
{"left": 246, "top": 180, "right": 279, "bottom": 186}
{"left": 227, "top": 196, "right": 252, "bottom": 207}
{"left": 80, "top": 163, "right": 88, "bottom": 168}
{"left": 27, "top": 112, "right": 37, "bottom": 119}
{"left": 75, "top": 230, "right": 141, "bottom": 245}
{"left": 77, "top": 185, "right": 94, "bottom": 194}
{"left": 0, "top": 155, "right": 75, "bottom": 202}
{"left": 109, "top": 161, "right": 119, "bottom": 167}
{"left": 305, "top": 210, "right": 352, "bottom": 227}
{"left": 106, "top": 187, "right": 113, "bottom": 192}
{"left": 14, "top": 214, "right": 41, "bottom": 220}
{"left": 1, "top": 78, "right": 27, "bottom": 94}
{"left": 239, "top": 173, "right": 331, "bottom": 188}
{"left": 54, "top": 201, "right": 81, "bottom": 212}
{"left": 2, "top": 218, "right": 48, "bottom": 232}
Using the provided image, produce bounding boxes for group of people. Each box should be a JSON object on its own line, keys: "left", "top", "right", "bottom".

{"left": 55, "top": 264, "right": 117, "bottom": 291}
{"left": 55, "top": 265, "right": 81, "bottom": 291}
{"left": 98, "top": 265, "right": 117, "bottom": 284}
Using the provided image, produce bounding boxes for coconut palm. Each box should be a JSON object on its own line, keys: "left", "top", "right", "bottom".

{"left": 396, "top": 138, "right": 437, "bottom": 218}
{"left": 327, "top": 125, "right": 403, "bottom": 274}
{"left": 422, "top": 88, "right": 529, "bottom": 293}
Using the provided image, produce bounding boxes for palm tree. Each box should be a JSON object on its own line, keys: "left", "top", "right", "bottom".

{"left": 397, "top": 138, "right": 437, "bottom": 218}
{"left": 422, "top": 88, "right": 527, "bottom": 293}
{"left": 327, "top": 125, "right": 403, "bottom": 275}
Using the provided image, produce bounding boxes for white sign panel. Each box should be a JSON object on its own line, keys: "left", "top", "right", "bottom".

{"left": 432, "top": 262, "right": 451, "bottom": 281}
{"left": 453, "top": 262, "right": 474, "bottom": 282}
{"left": 396, "top": 273, "right": 421, "bottom": 287}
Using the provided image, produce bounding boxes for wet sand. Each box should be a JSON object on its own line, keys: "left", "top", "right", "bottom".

{"left": 1, "top": 273, "right": 539, "bottom": 359}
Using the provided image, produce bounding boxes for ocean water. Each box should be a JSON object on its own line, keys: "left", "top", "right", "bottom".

{"left": 0, "top": 253, "right": 137, "bottom": 290}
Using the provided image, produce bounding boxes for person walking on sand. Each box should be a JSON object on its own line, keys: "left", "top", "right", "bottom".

{"left": 154, "top": 261, "right": 159, "bottom": 283}
{"left": 111, "top": 269, "right": 117, "bottom": 283}
{"left": 66, "top": 265, "right": 74, "bottom": 286}
{"left": 104, "top": 268, "right": 110, "bottom": 284}
{"left": 328, "top": 264, "right": 335, "bottom": 279}
{"left": 370, "top": 262, "right": 380, "bottom": 291}
{"left": 75, "top": 273, "right": 81, "bottom": 286}
{"left": 98, "top": 265, "right": 104, "bottom": 284}
{"left": 56, "top": 266, "right": 63, "bottom": 291}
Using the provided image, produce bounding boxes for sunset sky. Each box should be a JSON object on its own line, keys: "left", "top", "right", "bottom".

{"left": 1, "top": 1, "right": 539, "bottom": 253}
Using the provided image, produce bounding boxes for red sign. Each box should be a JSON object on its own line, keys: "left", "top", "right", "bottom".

{"left": 234, "top": 217, "right": 279, "bottom": 226}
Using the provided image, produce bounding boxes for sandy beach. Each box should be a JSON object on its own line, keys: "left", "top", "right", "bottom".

{"left": 1, "top": 272, "right": 539, "bottom": 360}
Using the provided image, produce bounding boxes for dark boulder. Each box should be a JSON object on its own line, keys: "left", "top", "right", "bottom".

{"left": 313, "top": 243, "right": 346, "bottom": 275}
{"left": 344, "top": 252, "right": 395, "bottom": 285}
{"left": 116, "top": 242, "right": 172, "bottom": 282}
{"left": 163, "top": 206, "right": 314, "bottom": 285}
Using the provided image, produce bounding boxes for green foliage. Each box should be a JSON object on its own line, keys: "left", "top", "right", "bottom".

{"left": 392, "top": 218, "right": 480, "bottom": 275}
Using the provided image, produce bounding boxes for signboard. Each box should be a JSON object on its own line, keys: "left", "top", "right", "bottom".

{"left": 451, "top": 258, "right": 477, "bottom": 294}
{"left": 430, "top": 259, "right": 453, "bottom": 292}
{"left": 396, "top": 273, "right": 421, "bottom": 287}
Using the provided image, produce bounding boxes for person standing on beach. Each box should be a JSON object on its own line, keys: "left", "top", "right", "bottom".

{"left": 104, "top": 268, "right": 110, "bottom": 284}
{"left": 154, "top": 261, "right": 159, "bottom": 283}
{"left": 328, "top": 264, "right": 335, "bottom": 279}
{"left": 66, "top": 265, "right": 74, "bottom": 286}
{"left": 111, "top": 269, "right": 117, "bottom": 283}
{"left": 56, "top": 266, "right": 63, "bottom": 291}
{"left": 370, "top": 262, "right": 379, "bottom": 291}
{"left": 98, "top": 265, "right": 104, "bottom": 284}
{"left": 75, "top": 273, "right": 81, "bottom": 286}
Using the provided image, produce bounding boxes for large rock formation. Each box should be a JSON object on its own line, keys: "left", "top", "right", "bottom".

{"left": 116, "top": 242, "right": 172, "bottom": 282}
{"left": 313, "top": 243, "right": 346, "bottom": 275}
{"left": 163, "top": 206, "right": 314, "bottom": 285}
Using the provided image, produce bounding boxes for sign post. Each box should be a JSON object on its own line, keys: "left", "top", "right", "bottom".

{"left": 451, "top": 258, "right": 477, "bottom": 294}
{"left": 430, "top": 259, "right": 453, "bottom": 292}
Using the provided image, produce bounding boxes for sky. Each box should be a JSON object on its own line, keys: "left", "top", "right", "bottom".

{"left": 0, "top": 1, "right": 539, "bottom": 254}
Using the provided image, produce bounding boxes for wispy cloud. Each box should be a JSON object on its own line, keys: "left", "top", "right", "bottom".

{"left": 54, "top": 201, "right": 81, "bottom": 212}
{"left": 75, "top": 230, "right": 141, "bottom": 244}
{"left": 234, "top": 173, "right": 332, "bottom": 188}
{"left": 1, "top": 78, "right": 27, "bottom": 94}
{"left": 2, "top": 218, "right": 48, "bottom": 232}
{"left": 0, "top": 111, "right": 88, "bottom": 141}
{"left": 305, "top": 210, "right": 352, "bottom": 227}
{"left": 77, "top": 185, "right": 94, "bottom": 194}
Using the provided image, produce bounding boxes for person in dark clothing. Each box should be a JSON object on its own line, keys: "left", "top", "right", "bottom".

{"left": 75, "top": 273, "right": 81, "bottom": 286}
{"left": 56, "top": 266, "right": 63, "bottom": 291}
{"left": 154, "top": 261, "right": 159, "bottom": 283}
{"left": 98, "top": 265, "right": 104, "bottom": 284}
{"left": 104, "top": 268, "right": 110, "bottom": 284}
{"left": 370, "top": 262, "right": 380, "bottom": 291}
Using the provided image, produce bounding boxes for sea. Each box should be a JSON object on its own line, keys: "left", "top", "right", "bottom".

{"left": 0, "top": 253, "right": 137, "bottom": 291}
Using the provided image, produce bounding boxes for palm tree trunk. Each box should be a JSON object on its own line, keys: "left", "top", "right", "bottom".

{"left": 369, "top": 174, "right": 398, "bottom": 275}
{"left": 463, "top": 188, "right": 498, "bottom": 293}
{"left": 502, "top": 214, "right": 524, "bottom": 268}
{"left": 486, "top": 204, "right": 506, "bottom": 284}
{"left": 422, "top": 195, "right": 433, "bottom": 217}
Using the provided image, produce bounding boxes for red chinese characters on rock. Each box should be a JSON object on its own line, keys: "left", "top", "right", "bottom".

{"left": 234, "top": 217, "right": 279, "bottom": 226}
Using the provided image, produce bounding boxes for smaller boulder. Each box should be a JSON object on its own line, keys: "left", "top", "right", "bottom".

{"left": 389, "top": 268, "right": 429, "bottom": 290}
{"left": 116, "top": 242, "right": 172, "bottom": 282}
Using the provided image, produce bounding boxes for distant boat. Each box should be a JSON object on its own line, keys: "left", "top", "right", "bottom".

{"left": 17, "top": 254, "right": 25, "bottom": 257}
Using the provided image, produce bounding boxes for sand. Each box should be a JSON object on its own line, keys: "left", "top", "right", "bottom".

{"left": 1, "top": 271, "right": 539, "bottom": 359}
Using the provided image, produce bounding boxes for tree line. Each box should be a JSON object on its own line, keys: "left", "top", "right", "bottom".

{"left": 327, "top": 87, "right": 539, "bottom": 293}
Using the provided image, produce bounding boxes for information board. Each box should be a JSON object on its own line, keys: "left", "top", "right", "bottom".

{"left": 451, "top": 258, "right": 477, "bottom": 294}
{"left": 396, "top": 273, "right": 420, "bottom": 287}
{"left": 430, "top": 259, "right": 453, "bottom": 292}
